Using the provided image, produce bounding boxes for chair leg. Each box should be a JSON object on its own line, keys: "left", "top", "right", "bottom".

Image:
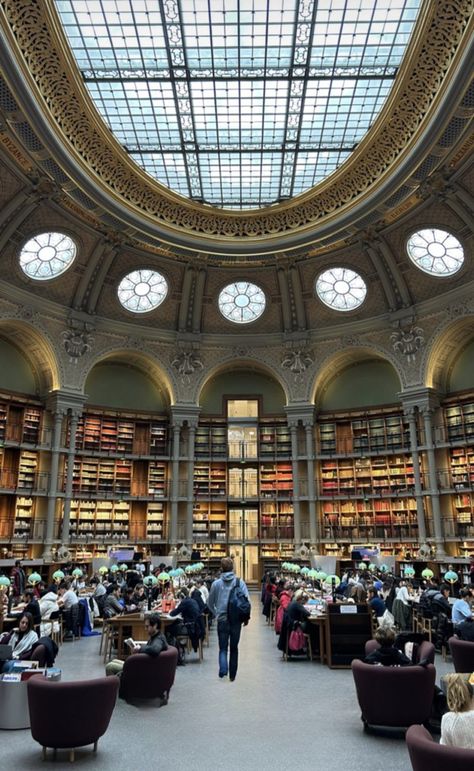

{"left": 42, "top": 747, "right": 47, "bottom": 761}
{"left": 69, "top": 749, "right": 75, "bottom": 763}
{"left": 93, "top": 741, "right": 98, "bottom": 752}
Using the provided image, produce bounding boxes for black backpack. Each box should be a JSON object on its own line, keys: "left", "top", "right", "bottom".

{"left": 227, "top": 577, "right": 251, "bottom": 625}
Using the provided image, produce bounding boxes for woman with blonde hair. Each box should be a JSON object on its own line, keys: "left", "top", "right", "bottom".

{"left": 440, "top": 673, "right": 474, "bottom": 749}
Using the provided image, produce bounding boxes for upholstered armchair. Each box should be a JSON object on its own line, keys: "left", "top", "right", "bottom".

{"left": 448, "top": 636, "right": 474, "bottom": 673}
{"left": 406, "top": 724, "right": 474, "bottom": 770}
{"left": 364, "top": 638, "right": 435, "bottom": 664}
{"left": 119, "top": 646, "right": 178, "bottom": 702}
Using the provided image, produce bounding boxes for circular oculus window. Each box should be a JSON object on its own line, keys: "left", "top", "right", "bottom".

{"left": 315, "top": 267, "right": 367, "bottom": 311}
{"left": 406, "top": 229, "right": 464, "bottom": 276}
{"left": 218, "top": 281, "right": 266, "bottom": 324}
{"left": 117, "top": 269, "right": 168, "bottom": 313}
{"left": 19, "top": 232, "right": 77, "bottom": 280}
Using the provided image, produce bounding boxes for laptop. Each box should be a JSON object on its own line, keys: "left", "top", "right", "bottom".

{"left": 0, "top": 644, "right": 13, "bottom": 661}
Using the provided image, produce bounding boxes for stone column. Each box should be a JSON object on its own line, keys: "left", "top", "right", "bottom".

{"left": 304, "top": 421, "right": 319, "bottom": 545}
{"left": 403, "top": 406, "right": 427, "bottom": 543}
{"left": 185, "top": 423, "right": 197, "bottom": 547}
{"left": 169, "top": 422, "right": 182, "bottom": 546}
{"left": 289, "top": 423, "right": 301, "bottom": 544}
{"left": 421, "top": 406, "right": 446, "bottom": 556}
{"left": 42, "top": 409, "right": 66, "bottom": 560}
{"left": 61, "top": 410, "right": 81, "bottom": 545}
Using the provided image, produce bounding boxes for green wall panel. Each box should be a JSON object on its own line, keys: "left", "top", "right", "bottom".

{"left": 200, "top": 370, "right": 286, "bottom": 415}
{"left": 448, "top": 340, "right": 474, "bottom": 393}
{"left": 319, "top": 360, "right": 400, "bottom": 410}
{"left": 0, "top": 339, "right": 36, "bottom": 394}
{"left": 85, "top": 363, "right": 167, "bottom": 411}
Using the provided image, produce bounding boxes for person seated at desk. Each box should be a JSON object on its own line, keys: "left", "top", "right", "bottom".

{"left": 57, "top": 580, "right": 80, "bottom": 639}
{"left": 131, "top": 583, "right": 145, "bottom": 608}
{"left": 452, "top": 588, "right": 473, "bottom": 628}
{"left": 103, "top": 584, "right": 123, "bottom": 619}
{"left": 38, "top": 589, "right": 60, "bottom": 637}
{"left": 168, "top": 588, "right": 204, "bottom": 653}
{"left": 0, "top": 612, "right": 38, "bottom": 672}
{"left": 456, "top": 616, "right": 474, "bottom": 642}
{"left": 122, "top": 587, "right": 138, "bottom": 614}
{"left": 277, "top": 589, "right": 310, "bottom": 654}
{"left": 364, "top": 625, "right": 411, "bottom": 667}
{"left": 105, "top": 612, "right": 168, "bottom": 681}
{"left": 368, "top": 587, "right": 386, "bottom": 618}
{"left": 392, "top": 581, "right": 413, "bottom": 631}
{"left": 441, "top": 673, "right": 474, "bottom": 749}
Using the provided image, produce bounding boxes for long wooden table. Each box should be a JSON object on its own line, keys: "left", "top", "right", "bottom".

{"left": 307, "top": 614, "right": 328, "bottom": 664}
{"left": 105, "top": 612, "right": 182, "bottom": 659}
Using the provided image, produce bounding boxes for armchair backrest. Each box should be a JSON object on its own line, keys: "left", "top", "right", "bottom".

{"left": 406, "top": 724, "right": 474, "bottom": 771}
{"left": 120, "top": 646, "right": 178, "bottom": 700}
{"left": 352, "top": 659, "right": 436, "bottom": 727}
{"left": 449, "top": 636, "right": 474, "bottom": 673}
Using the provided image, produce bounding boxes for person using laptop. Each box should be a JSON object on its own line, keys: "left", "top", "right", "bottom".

{"left": 0, "top": 612, "right": 38, "bottom": 672}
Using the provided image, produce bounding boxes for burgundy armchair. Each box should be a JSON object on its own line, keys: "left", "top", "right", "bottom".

{"left": 352, "top": 659, "right": 436, "bottom": 732}
{"left": 27, "top": 676, "right": 118, "bottom": 762}
{"left": 365, "top": 639, "right": 435, "bottom": 664}
{"left": 448, "top": 636, "right": 474, "bottom": 673}
{"left": 406, "top": 724, "right": 474, "bottom": 771}
{"left": 119, "top": 646, "right": 178, "bottom": 702}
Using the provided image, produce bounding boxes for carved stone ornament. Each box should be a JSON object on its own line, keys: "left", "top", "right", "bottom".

{"left": 446, "top": 301, "right": 470, "bottom": 319}
{"left": 281, "top": 348, "right": 314, "bottom": 381}
{"left": 62, "top": 320, "right": 94, "bottom": 363}
{"left": 171, "top": 349, "right": 203, "bottom": 383}
{"left": 390, "top": 325, "right": 425, "bottom": 363}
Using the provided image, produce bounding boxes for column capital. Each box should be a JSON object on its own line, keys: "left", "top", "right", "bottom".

{"left": 284, "top": 404, "right": 315, "bottom": 427}
{"left": 45, "top": 389, "right": 87, "bottom": 415}
{"left": 399, "top": 386, "right": 440, "bottom": 414}
{"left": 170, "top": 404, "right": 201, "bottom": 428}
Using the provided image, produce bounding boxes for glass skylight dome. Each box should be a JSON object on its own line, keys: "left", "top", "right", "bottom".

{"left": 55, "top": 0, "right": 421, "bottom": 209}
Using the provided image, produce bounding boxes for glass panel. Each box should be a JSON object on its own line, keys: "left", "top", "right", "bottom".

{"left": 227, "top": 399, "right": 259, "bottom": 418}
{"left": 55, "top": 0, "right": 421, "bottom": 208}
{"left": 228, "top": 426, "right": 258, "bottom": 459}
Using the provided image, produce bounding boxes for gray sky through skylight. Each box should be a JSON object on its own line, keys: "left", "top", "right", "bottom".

{"left": 55, "top": 0, "right": 421, "bottom": 209}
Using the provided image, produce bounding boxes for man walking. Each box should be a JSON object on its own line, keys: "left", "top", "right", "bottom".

{"left": 207, "top": 556, "right": 249, "bottom": 682}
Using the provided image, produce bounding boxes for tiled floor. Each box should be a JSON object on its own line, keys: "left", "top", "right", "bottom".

{"left": 0, "top": 598, "right": 452, "bottom": 771}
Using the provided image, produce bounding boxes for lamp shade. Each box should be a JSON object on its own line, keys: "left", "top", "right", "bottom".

{"left": 308, "top": 569, "right": 318, "bottom": 579}
{"left": 28, "top": 572, "right": 42, "bottom": 585}
{"left": 300, "top": 567, "right": 310, "bottom": 576}
{"left": 0, "top": 575, "right": 10, "bottom": 587}
{"left": 119, "top": 563, "right": 128, "bottom": 572}
{"left": 98, "top": 566, "right": 108, "bottom": 575}
{"left": 444, "top": 570, "right": 458, "bottom": 583}
{"left": 421, "top": 568, "right": 434, "bottom": 580}
{"left": 109, "top": 564, "right": 119, "bottom": 572}
{"left": 368, "top": 563, "right": 377, "bottom": 572}
{"left": 315, "top": 571, "right": 328, "bottom": 582}
{"left": 52, "top": 570, "right": 65, "bottom": 581}
{"left": 358, "top": 562, "right": 367, "bottom": 570}
{"left": 324, "top": 574, "right": 341, "bottom": 588}
{"left": 404, "top": 566, "right": 415, "bottom": 578}
{"left": 143, "top": 575, "right": 158, "bottom": 587}
{"left": 157, "top": 571, "right": 170, "bottom": 582}
{"left": 379, "top": 564, "right": 389, "bottom": 573}
{"left": 72, "top": 568, "right": 83, "bottom": 578}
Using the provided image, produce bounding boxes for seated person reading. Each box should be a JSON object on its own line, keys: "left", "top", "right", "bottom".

{"left": 105, "top": 612, "right": 168, "bottom": 677}
{"left": 0, "top": 612, "right": 38, "bottom": 672}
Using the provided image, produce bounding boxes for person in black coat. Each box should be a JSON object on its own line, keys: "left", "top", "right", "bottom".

{"left": 277, "top": 589, "right": 310, "bottom": 653}
{"left": 364, "top": 626, "right": 411, "bottom": 666}
{"left": 169, "top": 588, "right": 204, "bottom": 652}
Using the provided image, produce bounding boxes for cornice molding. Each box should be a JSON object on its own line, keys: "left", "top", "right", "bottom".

{"left": 0, "top": 0, "right": 472, "bottom": 259}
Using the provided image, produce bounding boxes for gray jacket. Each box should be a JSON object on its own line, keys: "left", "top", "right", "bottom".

{"left": 207, "top": 572, "right": 249, "bottom": 622}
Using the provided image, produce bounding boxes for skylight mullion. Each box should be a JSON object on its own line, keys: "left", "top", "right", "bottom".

{"left": 158, "top": 0, "right": 202, "bottom": 201}
{"left": 205, "top": 0, "right": 223, "bottom": 207}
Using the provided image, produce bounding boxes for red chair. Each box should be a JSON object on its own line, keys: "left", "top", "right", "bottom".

{"left": 27, "top": 676, "right": 118, "bottom": 762}
{"left": 406, "top": 724, "right": 474, "bottom": 771}
{"left": 119, "top": 646, "right": 178, "bottom": 702}
{"left": 352, "top": 659, "right": 436, "bottom": 732}
{"left": 448, "top": 636, "right": 474, "bottom": 673}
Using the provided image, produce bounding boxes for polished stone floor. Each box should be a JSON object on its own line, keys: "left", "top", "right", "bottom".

{"left": 1, "top": 597, "right": 452, "bottom": 770}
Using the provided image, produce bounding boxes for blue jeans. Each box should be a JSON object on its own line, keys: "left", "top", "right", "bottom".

{"left": 217, "top": 618, "right": 241, "bottom": 679}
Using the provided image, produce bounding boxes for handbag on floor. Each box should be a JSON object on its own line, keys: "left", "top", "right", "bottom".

{"left": 288, "top": 628, "right": 306, "bottom": 652}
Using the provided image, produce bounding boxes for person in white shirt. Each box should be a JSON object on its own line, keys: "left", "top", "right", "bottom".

{"left": 441, "top": 673, "right": 474, "bottom": 750}
{"left": 39, "top": 590, "right": 60, "bottom": 636}
{"left": 57, "top": 582, "right": 78, "bottom": 610}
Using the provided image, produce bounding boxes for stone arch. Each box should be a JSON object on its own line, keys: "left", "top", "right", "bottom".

{"left": 196, "top": 356, "right": 290, "bottom": 411}
{"left": 423, "top": 315, "right": 474, "bottom": 394}
{"left": 80, "top": 347, "right": 175, "bottom": 408}
{"left": 312, "top": 345, "right": 405, "bottom": 407}
{"left": 0, "top": 319, "right": 61, "bottom": 394}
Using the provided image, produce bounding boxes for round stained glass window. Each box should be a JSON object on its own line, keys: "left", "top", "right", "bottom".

{"left": 218, "top": 282, "right": 266, "bottom": 324}
{"left": 19, "top": 232, "right": 76, "bottom": 280}
{"left": 315, "top": 267, "right": 367, "bottom": 311}
{"left": 406, "top": 229, "right": 464, "bottom": 276}
{"left": 117, "top": 269, "right": 168, "bottom": 313}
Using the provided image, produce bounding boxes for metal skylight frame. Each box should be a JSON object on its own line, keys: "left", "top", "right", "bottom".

{"left": 54, "top": 0, "right": 421, "bottom": 209}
